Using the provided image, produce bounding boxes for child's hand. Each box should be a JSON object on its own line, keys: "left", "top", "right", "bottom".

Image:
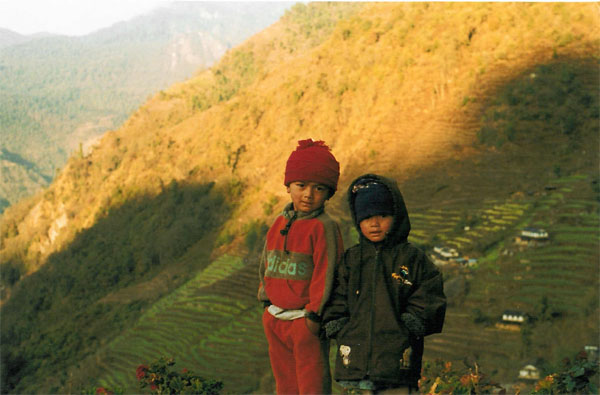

{"left": 305, "top": 317, "right": 321, "bottom": 336}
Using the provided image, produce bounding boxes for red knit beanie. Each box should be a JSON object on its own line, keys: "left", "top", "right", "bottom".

{"left": 284, "top": 139, "right": 340, "bottom": 195}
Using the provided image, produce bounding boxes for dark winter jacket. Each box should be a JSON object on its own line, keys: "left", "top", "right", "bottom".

{"left": 322, "top": 174, "right": 446, "bottom": 388}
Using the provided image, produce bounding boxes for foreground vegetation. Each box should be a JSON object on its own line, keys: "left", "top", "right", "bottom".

{"left": 89, "top": 351, "right": 598, "bottom": 394}
{"left": 420, "top": 351, "right": 598, "bottom": 394}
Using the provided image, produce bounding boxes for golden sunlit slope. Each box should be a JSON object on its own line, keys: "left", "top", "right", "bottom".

{"left": 1, "top": 2, "right": 598, "bottom": 275}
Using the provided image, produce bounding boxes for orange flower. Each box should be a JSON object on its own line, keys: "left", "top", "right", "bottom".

{"left": 460, "top": 372, "right": 479, "bottom": 388}
{"left": 444, "top": 361, "right": 452, "bottom": 372}
{"left": 460, "top": 374, "right": 472, "bottom": 387}
{"left": 535, "top": 375, "right": 555, "bottom": 391}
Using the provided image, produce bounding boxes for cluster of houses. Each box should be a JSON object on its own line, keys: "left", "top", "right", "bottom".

{"left": 429, "top": 246, "right": 478, "bottom": 267}
{"left": 430, "top": 227, "right": 549, "bottom": 267}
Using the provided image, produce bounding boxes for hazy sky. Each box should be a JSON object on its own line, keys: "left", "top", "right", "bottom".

{"left": 0, "top": 0, "right": 167, "bottom": 36}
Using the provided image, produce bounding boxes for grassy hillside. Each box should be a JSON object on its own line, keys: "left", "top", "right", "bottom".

{"left": 72, "top": 255, "right": 267, "bottom": 393}
{"left": 0, "top": 2, "right": 598, "bottom": 393}
{"left": 0, "top": 2, "right": 290, "bottom": 210}
{"left": 1, "top": 181, "right": 232, "bottom": 392}
{"left": 417, "top": 172, "right": 599, "bottom": 385}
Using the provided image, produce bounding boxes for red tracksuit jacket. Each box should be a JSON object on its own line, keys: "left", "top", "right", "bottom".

{"left": 258, "top": 203, "right": 343, "bottom": 317}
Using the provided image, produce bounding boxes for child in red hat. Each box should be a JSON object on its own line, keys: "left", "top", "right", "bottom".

{"left": 258, "top": 139, "right": 344, "bottom": 394}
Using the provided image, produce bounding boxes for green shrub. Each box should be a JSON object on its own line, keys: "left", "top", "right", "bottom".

{"left": 471, "top": 308, "right": 494, "bottom": 326}
{"left": 136, "top": 357, "right": 223, "bottom": 395}
{"left": 531, "top": 351, "right": 599, "bottom": 394}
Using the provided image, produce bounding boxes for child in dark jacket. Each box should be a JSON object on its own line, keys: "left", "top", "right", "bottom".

{"left": 258, "top": 139, "right": 344, "bottom": 394}
{"left": 323, "top": 173, "right": 446, "bottom": 394}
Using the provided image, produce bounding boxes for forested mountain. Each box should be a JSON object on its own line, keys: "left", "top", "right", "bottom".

{"left": 0, "top": 149, "right": 51, "bottom": 211}
{"left": 0, "top": 2, "right": 290, "bottom": 211}
{"left": 0, "top": 2, "right": 598, "bottom": 393}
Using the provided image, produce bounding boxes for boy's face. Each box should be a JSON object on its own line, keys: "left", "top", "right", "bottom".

{"left": 287, "top": 181, "right": 330, "bottom": 213}
{"left": 359, "top": 215, "right": 394, "bottom": 243}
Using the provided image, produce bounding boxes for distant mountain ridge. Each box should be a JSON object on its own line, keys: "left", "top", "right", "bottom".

{"left": 0, "top": 28, "right": 57, "bottom": 48}
{"left": 0, "top": 28, "right": 30, "bottom": 47}
{"left": 0, "top": 2, "right": 291, "bottom": 211}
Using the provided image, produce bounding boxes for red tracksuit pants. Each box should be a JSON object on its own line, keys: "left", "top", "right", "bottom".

{"left": 263, "top": 310, "right": 331, "bottom": 394}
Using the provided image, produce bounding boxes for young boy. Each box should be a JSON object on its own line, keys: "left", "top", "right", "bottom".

{"left": 258, "top": 139, "right": 344, "bottom": 394}
{"left": 322, "top": 173, "right": 446, "bottom": 394}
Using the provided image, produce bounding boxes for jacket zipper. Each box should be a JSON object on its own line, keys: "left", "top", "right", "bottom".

{"left": 366, "top": 247, "right": 380, "bottom": 377}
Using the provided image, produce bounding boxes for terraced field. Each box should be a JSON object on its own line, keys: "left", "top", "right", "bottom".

{"left": 424, "top": 311, "right": 521, "bottom": 370}
{"left": 507, "top": 181, "right": 599, "bottom": 315}
{"left": 417, "top": 173, "right": 599, "bottom": 384}
{"left": 409, "top": 200, "right": 531, "bottom": 257}
{"left": 84, "top": 255, "right": 269, "bottom": 393}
